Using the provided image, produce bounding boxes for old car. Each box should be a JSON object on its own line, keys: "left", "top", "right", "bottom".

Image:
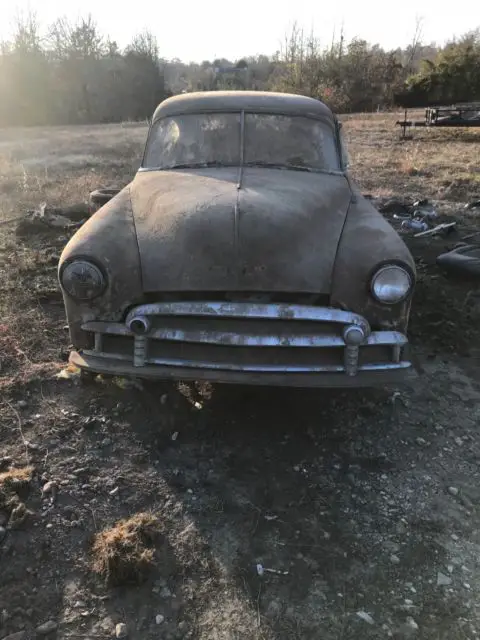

{"left": 58, "top": 90, "right": 417, "bottom": 387}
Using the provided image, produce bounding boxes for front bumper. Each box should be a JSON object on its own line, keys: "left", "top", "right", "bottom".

{"left": 70, "top": 302, "right": 417, "bottom": 388}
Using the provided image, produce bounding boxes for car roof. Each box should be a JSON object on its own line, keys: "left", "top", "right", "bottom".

{"left": 152, "top": 91, "right": 336, "bottom": 123}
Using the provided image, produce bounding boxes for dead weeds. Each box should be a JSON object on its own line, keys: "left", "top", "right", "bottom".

{"left": 0, "top": 465, "right": 33, "bottom": 489}
{"left": 0, "top": 123, "right": 146, "bottom": 393}
{"left": 91, "top": 512, "right": 162, "bottom": 587}
{"left": 0, "top": 465, "right": 33, "bottom": 527}
{"left": 342, "top": 111, "right": 480, "bottom": 200}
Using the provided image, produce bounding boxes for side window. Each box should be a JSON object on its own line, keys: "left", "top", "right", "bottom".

{"left": 338, "top": 123, "right": 350, "bottom": 169}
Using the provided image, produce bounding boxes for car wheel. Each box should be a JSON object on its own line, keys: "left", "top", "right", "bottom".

{"left": 89, "top": 188, "right": 121, "bottom": 214}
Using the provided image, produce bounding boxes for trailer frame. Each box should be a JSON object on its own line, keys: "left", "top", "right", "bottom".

{"left": 396, "top": 103, "right": 480, "bottom": 139}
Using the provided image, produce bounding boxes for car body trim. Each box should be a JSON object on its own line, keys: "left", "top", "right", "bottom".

{"left": 79, "top": 302, "right": 410, "bottom": 378}
{"left": 81, "top": 349, "right": 412, "bottom": 374}
{"left": 70, "top": 350, "right": 417, "bottom": 388}
{"left": 82, "top": 321, "right": 407, "bottom": 349}
{"left": 123, "top": 302, "right": 371, "bottom": 331}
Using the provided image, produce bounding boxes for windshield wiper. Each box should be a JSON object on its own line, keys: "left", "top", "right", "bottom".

{"left": 149, "top": 161, "right": 318, "bottom": 173}
{"left": 244, "top": 162, "right": 313, "bottom": 172}
{"left": 162, "top": 161, "right": 229, "bottom": 170}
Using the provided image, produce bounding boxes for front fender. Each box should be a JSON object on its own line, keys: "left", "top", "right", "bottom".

{"left": 330, "top": 193, "right": 416, "bottom": 332}
{"left": 58, "top": 186, "right": 142, "bottom": 349}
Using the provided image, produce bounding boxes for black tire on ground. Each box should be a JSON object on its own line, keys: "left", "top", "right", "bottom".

{"left": 89, "top": 187, "right": 121, "bottom": 213}
{"left": 436, "top": 244, "right": 480, "bottom": 279}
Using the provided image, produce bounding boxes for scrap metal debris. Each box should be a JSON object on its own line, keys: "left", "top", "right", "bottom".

{"left": 395, "top": 200, "right": 446, "bottom": 236}
{"left": 256, "top": 563, "right": 289, "bottom": 577}
{"left": 16, "top": 202, "right": 90, "bottom": 236}
{"left": 412, "top": 199, "right": 439, "bottom": 220}
{"left": 374, "top": 196, "right": 463, "bottom": 240}
{"left": 13, "top": 186, "right": 122, "bottom": 236}
{"left": 401, "top": 219, "right": 429, "bottom": 233}
{"left": 413, "top": 222, "right": 457, "bottom": 238}
{"left": 465, "top": 201, "right": 480, "bottom": 210}
{"left": 462, "top": 231, "right": 480, "bottom": 242}
{"left": 356, "top": 611, "right": 375, "bottom": 625}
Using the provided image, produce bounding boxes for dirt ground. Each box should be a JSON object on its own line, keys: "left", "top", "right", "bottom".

{"left": 0, "top": 114, "right": 480, "bottom": 640}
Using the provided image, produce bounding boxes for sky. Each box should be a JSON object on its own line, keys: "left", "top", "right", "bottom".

{"left": 0, "top": 0, "right": 478, "bottom": 62}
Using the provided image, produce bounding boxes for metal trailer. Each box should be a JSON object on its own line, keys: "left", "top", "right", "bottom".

{"left": 396, "top": 103, "right": 480, "bottom": 138}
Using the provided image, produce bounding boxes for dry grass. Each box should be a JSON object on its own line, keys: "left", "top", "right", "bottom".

{"left": 0, "top": 243, "right": 66, "bottom": 389}
{"left": 91, "top": 512, "right": 162, "bottom": 586}
{"left": 0, "top": 123, "right": 147, "bottom": 225}
{"left": 0, "top": 465, "right": 34, "bottom": 489}
{"left": 0, "top": 465, "right": 33, "bottom": 526}
{"left": 341, "top": 111, "right": 480, "bottom": 200}
{"left": 0, "top": 123, "right": 148, "bottom": 391}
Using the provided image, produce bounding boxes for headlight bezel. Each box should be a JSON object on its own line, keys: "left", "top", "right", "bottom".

{"left": 59, "top": 256, "right": 107, "bottom": 301}
{"left": 369, "top": 261, "right": 414, "bottom": 305}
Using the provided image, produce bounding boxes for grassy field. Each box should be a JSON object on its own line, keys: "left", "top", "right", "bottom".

{"left": 0, "top": 113, "right": 480, "bottom": 640}
{"left": 342, "top": 112, "right": 480, "bottom": 200}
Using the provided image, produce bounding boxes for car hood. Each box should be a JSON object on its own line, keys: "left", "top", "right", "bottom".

{"left": 129, "top": 167, "right": 353, "bottom": 294}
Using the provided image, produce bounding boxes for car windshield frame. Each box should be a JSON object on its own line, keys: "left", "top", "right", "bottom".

{"left": 140, "top": 110, "right": 345, "bottom": 175}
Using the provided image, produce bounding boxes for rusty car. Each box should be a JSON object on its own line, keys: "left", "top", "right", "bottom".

{"left": 58, "top": 90, "right": 417, "bottom": 387}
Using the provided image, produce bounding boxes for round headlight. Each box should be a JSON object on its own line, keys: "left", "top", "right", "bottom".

{"left": 371, "top": 265, "right": 412, "bottom": 304}
{"left": 61, "top": 260, "right": 106, "bottom": 300}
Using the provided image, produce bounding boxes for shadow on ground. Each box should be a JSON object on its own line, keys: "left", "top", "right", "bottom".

{"left": 56, "top": 373, "right": 470, "bottom": 640}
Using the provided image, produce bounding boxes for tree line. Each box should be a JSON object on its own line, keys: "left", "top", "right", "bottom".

{"left": 0, "top": 15, "right": 479, "bottom": 127}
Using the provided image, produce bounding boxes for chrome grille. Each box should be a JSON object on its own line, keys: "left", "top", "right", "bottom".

{"left": 81, "top": 302, "right": 410, "bottom": 377}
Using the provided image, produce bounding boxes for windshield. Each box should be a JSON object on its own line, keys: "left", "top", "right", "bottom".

{"left": 143, "top": 113, "right": 341, "bottom": 172}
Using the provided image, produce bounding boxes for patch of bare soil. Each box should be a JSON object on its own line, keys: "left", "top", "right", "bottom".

{"left": 1, "top": 119, "right": 480, "bottom": 640}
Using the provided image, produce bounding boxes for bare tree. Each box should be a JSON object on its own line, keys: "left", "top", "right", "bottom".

{"left": 12, "top": 10, "right": 42, "bottom": 54}
{"left": 1, "top": 11, "right": 476, "bottom": 126}
{"left": 404, "top": 16, "right": 425, "bottom": 75}
{"left": 123, "top": 31, "right": 167, "bottom": 120}
{"left": 48, "top": 15, "right": 105, "bottom": 60}
{"left": 127, "top": 30, "right": 159, "bottom": 60}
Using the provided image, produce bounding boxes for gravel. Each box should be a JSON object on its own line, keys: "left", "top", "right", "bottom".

{"left": 356, "top": 611, "right": 375, "bottom": 625}
{"left": 36, "top": 620, "right": 58, "bottom": 635}
{"left": 2, "top": 632, "right": 27, "bottom": 640}
{"left": 437, "top": 572, "right": 453, "bottom": 587}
